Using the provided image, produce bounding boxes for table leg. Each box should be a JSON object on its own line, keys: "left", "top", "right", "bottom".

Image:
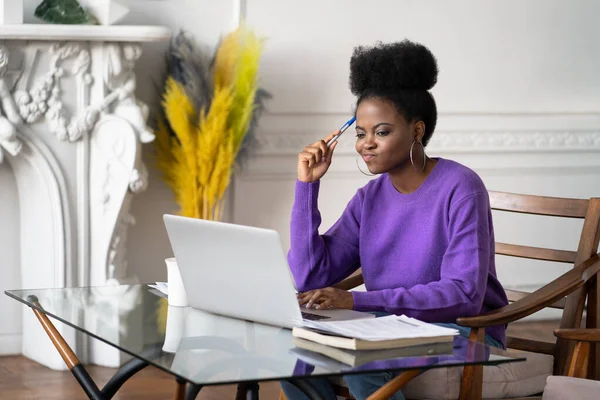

{"left": 26, "top": 295, "right": 155, "bottom": 400}
{"left": 184, "top": 381, "right": 203, "bottom": 400}
{"left": 174, "top": 377, "right": 187, "bottom": 400}
{"left": 237, "top": 382, "right": 260, "bottom": 400}
{"left": 102, "top": 357, "right": 149, "bottom": 398}
{"left": 28, "top": 295, "right": 106, "bottom": 400}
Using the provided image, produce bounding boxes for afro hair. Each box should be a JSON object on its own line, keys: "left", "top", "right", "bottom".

{"left": 349, "top": 39, "right": 439, "bottom": 146}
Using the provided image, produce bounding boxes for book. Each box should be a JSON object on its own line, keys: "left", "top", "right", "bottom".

{"left": 293, "top": 315, "right": 459, "bottom": 351}
{"left": 288, "top": 346, "right": 351, "bottom": 371}
{"left": 292, "top": 337, "right": 453, "bottom": 367}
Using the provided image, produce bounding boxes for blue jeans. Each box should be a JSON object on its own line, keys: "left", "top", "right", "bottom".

{"left": 281, "top": 322, "right": 503, "bottom": 400}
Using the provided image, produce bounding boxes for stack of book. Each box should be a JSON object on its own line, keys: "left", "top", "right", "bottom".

{"left": 292, "top": 315, "right": 458, "bottom": 367}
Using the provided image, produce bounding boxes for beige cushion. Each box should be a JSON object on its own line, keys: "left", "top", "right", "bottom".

{"left": 330, "top": 350, "right": 552, "bottom": 399}
{"left": 541, "top": 376, "right": 600, "bottom": 400}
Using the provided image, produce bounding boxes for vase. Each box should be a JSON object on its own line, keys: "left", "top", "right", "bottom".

{"left": 165, "top": 258, "right": 188, "bottom": 307}
{"left": 0, "top": 0, "right": 23, "bottom": 24}
{"left": 34, "top": 0, "right": 93, "bottom": 24}
{"left": 79, "top": 0, "right": 129, "bottom": 25}
{"left": 162, "top": 305, "right": 187, "bottom": 353}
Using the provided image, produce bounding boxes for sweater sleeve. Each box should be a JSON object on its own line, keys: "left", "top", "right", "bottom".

{"left": 352, "top": 191, "right": 491, "bottom": 320}
{"left": 287, "top": 180, "right": 362, "bottom": 292}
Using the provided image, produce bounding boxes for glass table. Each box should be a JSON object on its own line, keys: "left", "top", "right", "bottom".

{"left": 5, "top": 285, "right": 525, "bottom": 399}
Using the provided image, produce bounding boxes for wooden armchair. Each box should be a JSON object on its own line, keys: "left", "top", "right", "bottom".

{"left": 331, "top": 191, "right": 600, "bottom": 400}
{"left": 540, "top": 328, "right": 600, "bottom": 399}
{"left": 552, "top": 328, "right": 600, "bottom": 379}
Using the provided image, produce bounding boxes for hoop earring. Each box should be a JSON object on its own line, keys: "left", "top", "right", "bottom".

{"left": 410, "top": 140, "right": 426, "bottom": 173}
{"left": 356, "top": 154, "right": 376, "bottom": 176}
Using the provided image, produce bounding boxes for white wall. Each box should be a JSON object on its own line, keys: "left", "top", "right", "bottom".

{"left": 248, "top": 0, "right": 600, "bottom": 114}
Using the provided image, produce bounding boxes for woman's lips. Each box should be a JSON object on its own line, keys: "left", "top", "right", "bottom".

{"left": 362, "top": 154, "right": 375, "bottom": 162}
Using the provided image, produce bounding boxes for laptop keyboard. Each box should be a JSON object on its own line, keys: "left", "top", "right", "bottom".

{"left": 301, "top": 311, "right": 331, "bottom": 321}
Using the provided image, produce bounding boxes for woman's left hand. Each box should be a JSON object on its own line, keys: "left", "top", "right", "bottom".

{"left": 298, "top": 287, "right": 354, "bottom": 310}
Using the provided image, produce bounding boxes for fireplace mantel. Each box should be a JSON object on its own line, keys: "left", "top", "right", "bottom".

{"left": 0, "top": 24, "right": 170, "bottom": 369}
{"left": 0, "top": 24, "right": 171, "bottom": 42}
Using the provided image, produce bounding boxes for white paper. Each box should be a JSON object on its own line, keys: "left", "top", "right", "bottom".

{"left": 148, "top": 282, "right": 169, "bottom": 296}
{"left": 301, "top": 315, "right": 460, "bottom": 341}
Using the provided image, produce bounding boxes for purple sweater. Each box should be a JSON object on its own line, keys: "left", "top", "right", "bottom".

{"left": 288, "top": 158, "right": 508, "bottom": 346}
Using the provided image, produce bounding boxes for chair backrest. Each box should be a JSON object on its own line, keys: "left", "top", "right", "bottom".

{"left": 489, "top": 191, "right": 600, "bottom": 376}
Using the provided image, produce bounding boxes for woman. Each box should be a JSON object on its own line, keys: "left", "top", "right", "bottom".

{"left": 282, "top": 40, "right": 509, "bottom": 400}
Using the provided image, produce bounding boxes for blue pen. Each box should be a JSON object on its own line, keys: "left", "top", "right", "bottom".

{"left": 326, "top": 116, "right": 356, "bottom": 147}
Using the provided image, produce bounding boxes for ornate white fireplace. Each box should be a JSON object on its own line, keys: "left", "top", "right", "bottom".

{"left": 0, "top": 24, "right": 170, "bottom": 369}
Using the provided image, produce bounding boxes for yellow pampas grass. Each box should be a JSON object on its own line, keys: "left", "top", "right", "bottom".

{"left": 155, "top": 25, "right": 266, "bottom": 221}
{"left": 161, "top": 77, "right": 200, "bottom": 218}
{"left": 229, "top": 25, "right": 263, "bottom": 155}
{"left": 213, "top": 30, "right": 240, "bottom": 90}
{"left": 197, "top": 85, "right": 234, "bottom": 220}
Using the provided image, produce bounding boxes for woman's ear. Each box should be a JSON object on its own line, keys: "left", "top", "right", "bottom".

{"left": 414, "top": 121, "right": 426, "bottom": 142}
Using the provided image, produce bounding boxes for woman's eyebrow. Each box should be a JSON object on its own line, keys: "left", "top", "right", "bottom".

{"left": 355, "top": 122, "right": 394, "bottom": 131}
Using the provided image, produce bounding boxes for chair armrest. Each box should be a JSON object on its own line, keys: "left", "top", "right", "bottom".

{"left": 457, "top": 253, "right": 600, "bottom": 328}
{"left": 333, "top": 271, "right": 364, "bottom": 291}
{"left": 554, "top": 329, "right": 600, "bottom": 343}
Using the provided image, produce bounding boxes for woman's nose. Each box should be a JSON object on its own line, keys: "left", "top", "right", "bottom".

{"left": 363, "top": 135, "right": 376, "bottom": 150}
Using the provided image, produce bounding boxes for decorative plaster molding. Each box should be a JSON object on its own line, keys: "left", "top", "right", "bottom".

{"left": 0, "top": 45, "right": 23, "bottom": 162}
{"left": 254, "top": 130, "right": 600, "bottom": 155}
{"left": 90, "top": 115, "right": 144, "bottom": 287}
{"left": 3, "top": 39, "right": 152, "bottom": 289}
{"left": 0, "top": 27, "right": 169, "bottom": 369}
{"left": 103, "top": 43, "right": 155, "bottom": 144}
{"left": 6, "top": 128, "right": 74, "bottom": 370}
{"left": 0, "top": 41, "right": 154, "bottom": 162}
{"left": 87, "top": 43, "right": 152, "bottom": 286}
{"left": 129, "top": 164, "right": 148, "bottom": 193}
{"left": 12, "top": 43, "right": 93, "bottom": 142}
{"left": 428, "top": 130, "right": 600, "bottom": 151}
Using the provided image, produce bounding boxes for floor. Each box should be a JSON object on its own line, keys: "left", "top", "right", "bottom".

{"left": 0, "top": 320, "right": 560, "bottom": 400}
{"left": 0, "top": 354, "right": 281, "bottom": 399}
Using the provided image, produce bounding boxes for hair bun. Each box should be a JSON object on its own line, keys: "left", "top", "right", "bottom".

{"left": 349, "top": 39, "right": 438, "bottom": 96}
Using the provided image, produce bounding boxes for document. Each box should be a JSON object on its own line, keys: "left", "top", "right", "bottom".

{"left": 301, "top": 315, "right": 459, "bottom": 341}
{"left": 148, "top": 282, "right": 169, "bottom": 296}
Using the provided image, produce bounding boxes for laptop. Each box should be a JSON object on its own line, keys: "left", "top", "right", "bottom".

{"left": 163, "top": 214, "right": 374, "bottom": 329}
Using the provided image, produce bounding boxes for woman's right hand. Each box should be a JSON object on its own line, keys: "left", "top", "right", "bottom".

{"left": 297, "top": 130, "right": 340, "bottom": 183}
